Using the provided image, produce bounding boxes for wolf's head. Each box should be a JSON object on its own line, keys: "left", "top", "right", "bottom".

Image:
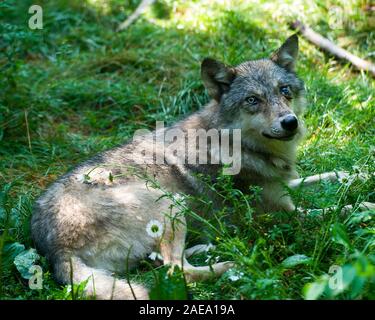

{"left": 201, "top": 35, "right": 306, "bottom": 149}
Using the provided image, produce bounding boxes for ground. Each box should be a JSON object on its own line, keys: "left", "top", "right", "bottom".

{"left": 0, "top": 0, "right": 374, "bottom": 300}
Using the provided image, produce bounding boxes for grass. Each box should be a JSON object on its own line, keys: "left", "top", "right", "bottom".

{"left": 0, "top": 0, "right": 374, "bottom": 300}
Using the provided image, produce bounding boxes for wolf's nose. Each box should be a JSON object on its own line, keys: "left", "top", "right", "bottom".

{"left": 281, "top": 115, "right": 298, "bottom": 131}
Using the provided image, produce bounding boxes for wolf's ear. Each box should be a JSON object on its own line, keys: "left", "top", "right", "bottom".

{"left": 201, "top": 58, "right": 235, "bottom": 101}
{"left": 270, "top": 34, "right": 299, "bottom": 72}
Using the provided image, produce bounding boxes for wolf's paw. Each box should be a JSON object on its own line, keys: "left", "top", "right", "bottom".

{"left": 336, "top": 171, "right": 350, "bottom": 183}
{"left": 185, "top": 244, "right": 215, "bottom": 258}
{"left": 183, "top": 261, "right": 234, "bottom": 283}
{"left": 353, "top": 202, "right": 375, "bottom": 212}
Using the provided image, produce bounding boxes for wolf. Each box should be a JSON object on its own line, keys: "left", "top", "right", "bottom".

{"left": 31, "top": 35, "right": 374, "bottom": 299}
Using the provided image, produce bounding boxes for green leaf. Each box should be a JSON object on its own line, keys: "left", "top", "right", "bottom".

{"left": 14, "top": 248, "right": 40, "bottom": 279}
{"left": 349, "top": 275, "right": 366, "bottom": 299}
{"left": 348, "top": 210, "right": 373, "bottom": 225}
{"left": 281, "top": 254, "right": 311, "bottom": 268}
{"left": 1, "top": 242, "right": 25, "bottom": 270}
{"left": 149, "top": 265, "right": 188, "bottom": 300}
{"left": 331, "top": 223, "right": 353, "bottom": 250}
{"left": 341, "top": 264, "right": 357, "bottom": 288}
{"left": 303, "top": 279, "right": 327, "bottom": 300}
{"left": 64, "top": 278, "right": 91, "bottom": 300}
{"left": 0, "top": 207, "right": 5, "bottom": 221}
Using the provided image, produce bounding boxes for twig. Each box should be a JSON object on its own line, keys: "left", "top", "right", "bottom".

{"left": 290, "top": 20, "right": 375, "bottom": 77}
{"left": 69, "top": 257, "right": 76, "bottom": 300}
{"left": 117, "top": 0, "right": 156, "bottom": 32}
{"left": 24, "top": 109, "right": 32, "bottom": 153}
{"left": 125, "top": 245, "right": 137, "bottom": 300}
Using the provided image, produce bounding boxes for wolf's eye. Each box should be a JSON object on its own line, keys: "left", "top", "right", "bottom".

{"left": 280, "top": 85, "right": 292, "bottom": 98}
{"left": 245, "top": 96, "right": 258, "bottom": 105}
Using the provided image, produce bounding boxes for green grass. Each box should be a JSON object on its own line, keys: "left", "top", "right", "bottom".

{"left": 0, "top": 0, "right": 374, "bottom": 300}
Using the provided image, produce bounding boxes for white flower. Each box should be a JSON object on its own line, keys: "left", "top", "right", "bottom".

{"left": 357, "top": 172, "right": 370, "bottom": 182}
{"left": 172, "top": 193, "right": 184, "bottom": 202}
{"left": 352, "top": 165, "right": 361, "bottom": 173}
{"left": 172, "top": 193, "right": 187, "bottom": 208}
{"left": 229, "top": 274, "right": 240, "bottom": 281}
{"left": 227, "top": 269, "right": 244, "bottom": 282}
{"left": 205, "top": 255, "right": 220, "bottom": 264}
{"left": 146, "top": 219, "right": 164, "bottom": 238}
{"left": 148, "top": 252, "right": 163, "bottom": 261}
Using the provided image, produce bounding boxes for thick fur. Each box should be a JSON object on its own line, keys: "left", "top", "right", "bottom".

{"left": 31, "top": 35, "right": 308, "bottom": 299}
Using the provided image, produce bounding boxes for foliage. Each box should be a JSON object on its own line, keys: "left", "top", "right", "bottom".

{"left": 0, "top": 0, "right": 374, "bottom": 300}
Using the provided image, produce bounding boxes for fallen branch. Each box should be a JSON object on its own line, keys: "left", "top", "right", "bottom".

{"left": 117, "top": 0, "right": 156, "bottom": 32}
{"left": 290, "top": 20, "right": 375, "bottom": 77}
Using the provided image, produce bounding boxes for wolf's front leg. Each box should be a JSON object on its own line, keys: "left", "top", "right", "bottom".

{"left": 288, "top": 171, "right": 349, "bottom": 189}
{"left": 298, "top": 201, "right": 375, "bottom": 218}
{"left": 287, "top": 171, "right": 374, "bottom": 216}
{"left": 260, "top": 182, "right": 296, "bottom": 212}
{"left": 159, "top": 212, "right": 233, "bottom": 282}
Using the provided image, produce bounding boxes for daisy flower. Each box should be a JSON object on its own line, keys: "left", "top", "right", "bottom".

{"left": 146, "top": 219, "right": 164, "bottom": 238}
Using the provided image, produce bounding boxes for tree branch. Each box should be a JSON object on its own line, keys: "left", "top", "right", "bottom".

{"left": 290, "top": 20, "right": 375, "bottom": 77}
{"left": 117, "top": 0, "right": 156, "bottom": 32}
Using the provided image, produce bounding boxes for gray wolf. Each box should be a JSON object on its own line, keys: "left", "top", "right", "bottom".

{"left": 31, "top": 35, "right": 374, "bottom": 299}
